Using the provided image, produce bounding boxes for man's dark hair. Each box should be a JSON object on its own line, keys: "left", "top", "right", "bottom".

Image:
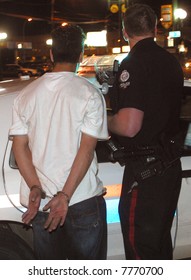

{"left": 51, "top": 24, "right": 86, "bottom": 63}
{"left": 123, "top": 4, "right": 157, "bottom": 38}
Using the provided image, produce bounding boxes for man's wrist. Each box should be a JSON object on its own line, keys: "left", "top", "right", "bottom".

{"left": 30, "top": 185, "right": 46, "bottom": 199}
{"left": 54, "top": 191, "right": 70, "bottom": 204}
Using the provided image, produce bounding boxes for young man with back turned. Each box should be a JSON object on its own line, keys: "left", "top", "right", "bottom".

{"left": 9, "top": 24, "right": 108, "bottom": 260}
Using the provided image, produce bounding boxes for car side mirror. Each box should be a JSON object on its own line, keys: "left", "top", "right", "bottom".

{"left": 113, "top": 59, "right": 119, "bottom": 74}
{"left": 9, "top": 147, "right": 18, "bottom": 169}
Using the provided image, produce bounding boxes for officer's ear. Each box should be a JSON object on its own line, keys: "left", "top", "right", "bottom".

{"left": 50, "top": 49, "right": 54, "bottom": 63}
{"left": 79, "top": 52, "right": 83, "bottom": 63}
{"left": 122, "top": 28, "right": 129, "bottom": 42}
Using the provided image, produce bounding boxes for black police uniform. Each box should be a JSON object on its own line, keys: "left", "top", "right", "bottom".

{"left": 110, "top": 38, "right": 184, "bottom": 259}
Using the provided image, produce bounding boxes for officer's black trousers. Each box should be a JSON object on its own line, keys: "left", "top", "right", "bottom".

{"left": 119, "top": 160, "right": 182, "bottom": 260}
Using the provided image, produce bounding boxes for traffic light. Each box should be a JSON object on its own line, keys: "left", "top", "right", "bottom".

{"left": 108, "top": 0, "right": 128, "bottom": 14}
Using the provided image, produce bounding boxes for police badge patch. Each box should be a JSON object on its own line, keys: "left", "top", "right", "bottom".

{"left": 119, "top": 70, "right": 130, "bottom": 89}
{"left": 120, "top": 70, "right": 129, "bottom": 82}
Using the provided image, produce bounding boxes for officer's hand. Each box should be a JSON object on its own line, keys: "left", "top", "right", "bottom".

{"left": 22, "top": 188, "right": 41, "bottom": 224}
{"left": 43, "top": 194, "right": 68, "bottom": 232}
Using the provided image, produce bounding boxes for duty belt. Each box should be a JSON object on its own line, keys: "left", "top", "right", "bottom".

{"left": 106, "top": 138, "right": 181, "bottom": 182}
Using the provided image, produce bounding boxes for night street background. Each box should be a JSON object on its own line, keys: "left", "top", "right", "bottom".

{"left": 0, "top": 0, "right": 191, "bottom": 37}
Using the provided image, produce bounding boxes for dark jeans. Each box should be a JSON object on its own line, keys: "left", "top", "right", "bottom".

{"left": 119, "top": 160, "right": 182, "bottom": 260}
{"left": 32, "top": 195, "right": 107, "bottom": 260}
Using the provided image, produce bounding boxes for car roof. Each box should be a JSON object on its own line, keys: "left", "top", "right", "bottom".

{"left": 0, "top": 78, "right": 36, "bottom": 97}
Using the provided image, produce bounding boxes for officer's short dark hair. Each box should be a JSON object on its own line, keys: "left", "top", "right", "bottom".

{"left": 123, "top": 4, "right": 157, "bottom": 38}
{"left": 51, "top": 24, "right": 86, "bottom": 63}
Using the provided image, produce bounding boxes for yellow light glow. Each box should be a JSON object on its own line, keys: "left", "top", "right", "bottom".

{"left": 110, "top": 4, "right": 119, "bottom": 13}
{"left": 61, "top": 22, "right": 68, "bottom": 27}
{"left": 185, "top": 63, "right": 190, "bottom": 68}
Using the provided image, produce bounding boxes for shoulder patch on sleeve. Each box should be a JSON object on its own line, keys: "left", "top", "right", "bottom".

{"left": 119, "top": 70, "right": 130, "bottom": 89}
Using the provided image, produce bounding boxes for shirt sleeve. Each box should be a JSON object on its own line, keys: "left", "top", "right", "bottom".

{"left": 117, "top": 59, "right": 148, "bottom": 112}
{"left": 9, "top": 96, "right": 28, "bottom": 136}
{"left": 81, "top": 91, "right": 109, "bottom": 140}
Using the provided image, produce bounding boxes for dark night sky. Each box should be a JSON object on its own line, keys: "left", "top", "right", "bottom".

{"left": 0, "top": 0, "right": 191, "bottom": 38}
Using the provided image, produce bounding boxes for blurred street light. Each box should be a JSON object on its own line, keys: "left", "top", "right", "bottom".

{"left": 173, "top": 8, "right": 187, "bottom": 30}
{"left": 46, "top": 39, "right": 52, "bottom": 46}
{"left": 22, "top": 18, "right": 33, "bottom": 61}
{"left": 174, "top": 8, "right": 187, "bottom": 20}
{"left": 0, "top": 33, "right": 7, "bottom": 40}
{"left": 23, "top": 18, "right": 32, "bottom": 43}
{"left": 173, "top": 8, "right": 188, "bottom": 65}
{"left": 0, "top": 32, "right": 8, "bottom": 80}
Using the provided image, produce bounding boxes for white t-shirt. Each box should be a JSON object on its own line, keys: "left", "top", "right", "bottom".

{"left": 9, "top": 72, "right": 109, "bottom": 209}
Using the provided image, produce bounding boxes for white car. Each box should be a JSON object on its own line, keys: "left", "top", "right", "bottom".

{"left": 0, "top": 76, "right": 191, "bottom": 259}
{"left": 2, "top": 64, "right": 39, "bottom": 79}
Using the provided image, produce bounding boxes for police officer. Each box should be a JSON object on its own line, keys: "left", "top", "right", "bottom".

{"left": 108, "top": 4, "right": 184, "bottom": 259}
